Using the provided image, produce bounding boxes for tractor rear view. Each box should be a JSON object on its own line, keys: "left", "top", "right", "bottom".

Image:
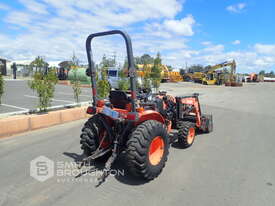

{"left": 79, "top": 30, "right": 213, "bottom": 185}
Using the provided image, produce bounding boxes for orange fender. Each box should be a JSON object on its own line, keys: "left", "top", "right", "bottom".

{"left": 136, "top": 110, "right": 165, "bottom": 125}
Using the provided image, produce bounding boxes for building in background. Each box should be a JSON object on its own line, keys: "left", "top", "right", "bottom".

{"left": 0, "top": 57, "right": 11, "bottom": 75}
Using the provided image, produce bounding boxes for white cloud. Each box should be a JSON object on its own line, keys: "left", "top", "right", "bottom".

{"left": 254, "top": 57, "right": 275, "bottom": 67}
{"left": 145, "top": 14, "right": 196, "bottom": 38}
{"left": 0, "top": 0, "right": 184, "bottom": 63}
{"left": 201, "top": 41, "right": 212, "bottom": 46}
{"left": 232, "top": 40, "right": 241, "bottom": 45}
{"left": 163, "top": 15, "right": 195, "bottom": 36}
{"left": 203, "top": 44, "right": 224, "bottom": 53}
{"left": 132, "top": 33, "right": 188, "bottom": 56}
{"left": 5, "top": 11, "right": 33, "bottom": 27}
{"left": 0, "top": 3, "right": 10, "bottom": 10}
{"left": 254, "top": 44, "right": 275, "bottom": 55}
{"left": 226, "top": 3, "right": 246, "bottom": 13}
{"left": 41, "top": 0, "right": 182, "bottom": 26}
{"left": 162, "top": 42, "right": 275, "bottom": 73}
{"left": 144, "top": 22, "right": 173, "bottom": 38}
{"left": 19, "top": 0, "right": 48, "bottom": 15}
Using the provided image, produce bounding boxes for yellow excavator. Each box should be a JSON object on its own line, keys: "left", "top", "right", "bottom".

{"left": 136, "top": 64, "right": 182, "bottom": 82}
{"left": 202, "top": 60, "right": 236, "bottom": 85}
{"left": 192, "top": 72, "right": 206, "bottom": 83}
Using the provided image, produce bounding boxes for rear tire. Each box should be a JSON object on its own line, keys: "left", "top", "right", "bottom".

{"left": 177, "top": 121, "right": 196, "bottom": 148}
{"left": 125, "top": 120, "right": 169, "bottom": 180}
{"left": 80, "top": 114, "right": 110, "bottom": 159}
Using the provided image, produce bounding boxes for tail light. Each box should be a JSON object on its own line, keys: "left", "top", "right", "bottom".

{"left": 127, "top": 113, "right": 138, "bottom": 121}
{"left": 86, "top": 106, "right": 96, "bottom": 114}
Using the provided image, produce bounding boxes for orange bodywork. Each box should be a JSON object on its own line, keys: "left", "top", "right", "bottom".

{"left": 148, "top": 136, "right": 165, "bottom": 165}
{"left": 90, "top": 100, "right": 168, "bottom": 129}
{"left": 187, "top": 128, "right": 195, "bottom": 144}
{"left": 247, "top": 73, "right": 259, "bottom": 82}
{"left": 89, "top": 94, "right": 201, "bottom": 133}
{"left": 180, "top": 97, "right": 202, "bottom": 128}
{"left": 136, "top": 110, "right": 165, "bottom": 125}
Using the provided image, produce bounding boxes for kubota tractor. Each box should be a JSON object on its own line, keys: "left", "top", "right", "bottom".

{"left": 79, "top": 30, "right": 213, "bottom": 185}
{"left": 246, "top": 73, "right": 259, "bottom": 82}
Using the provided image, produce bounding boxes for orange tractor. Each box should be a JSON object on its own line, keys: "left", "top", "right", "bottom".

{"left": 246, "top": 73, "right": 260, "bottom": 82}
{"left": 79, "top": 30, "right": 213, "bottom": 185}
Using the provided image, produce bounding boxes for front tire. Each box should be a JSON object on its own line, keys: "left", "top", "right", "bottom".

{"left": 125, "top": 120, "right": 169, "bottom": 180}
{"left": 205, "top": 115, "right": 213, "bottom": 133}
{"left": 177, "top": 121, "right": 196, "bottom": 148}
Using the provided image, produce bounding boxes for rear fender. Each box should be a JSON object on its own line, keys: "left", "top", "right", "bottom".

{"left": 136, "top": 110, "right": 165, "bottom": 125}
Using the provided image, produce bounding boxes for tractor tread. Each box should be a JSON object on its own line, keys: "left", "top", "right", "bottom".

{"left": 125, "top": 120, "right": 169, "bottom": 180}
{"left": 80, "top": 114, "right": 106, "bottom": 158}
{"left": 177, "top": 121, "right": 196, "bottom": 148}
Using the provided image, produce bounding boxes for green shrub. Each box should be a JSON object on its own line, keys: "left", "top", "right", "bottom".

{"left": 143, "top": 72, "right": 151, "bottom": 90}
{"left": 97, "top": 70, "right": 110, "bottom": 99}
{"left": 118, "top": 79, "right": 129, "bottom": 91}
{"left": 150, "top": 52, "right": 162, "bottom": 92}
{"left": 141, "top": 64, "right": 151, "bottom": 90}
{"left": 71, "top": 70, "right": 82, "bottom": 103}
{"left": 0, "top": 74, "right": 4, "bottom": 104}
{"left": 28, "top": 70, "right": 58, "bottom": 112}
{"left": 118, "top": 70, "right": 129, "bottom": 91}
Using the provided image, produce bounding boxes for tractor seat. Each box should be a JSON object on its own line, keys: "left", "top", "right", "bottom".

{"left": 109, "top": 90, "right": 131, "bottom": 109}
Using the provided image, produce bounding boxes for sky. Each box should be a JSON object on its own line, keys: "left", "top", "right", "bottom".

{"left": 0, "top": 0, "right": 274, "bottom": 72}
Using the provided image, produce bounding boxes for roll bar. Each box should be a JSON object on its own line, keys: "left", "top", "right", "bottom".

{"left": 86, "top": 30, "right": 137, "bottom": 112}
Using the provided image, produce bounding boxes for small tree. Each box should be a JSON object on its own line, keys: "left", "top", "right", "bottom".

{"left": 71, "top": 52, "right": 79, "bottom": 68}
{"left": 0, "top": 74, "right": 4, "bottom": 104}
{"left": 28, "top": 69, "right": 58, "bottom": 112}
{"left": 100, "top": 54, "right": 116, "bottom": 68}
{"left": 70, "top": 53, "right": 82, "bottom": 103}
{"left": 167, "top": 65, "right": 173, "bottom": 71}
{"left": 30, "top": 56, "right": 49, "bottom": 73}
{"left": 71, "top": 70, "right": 82, "bottom": 103}
{"left": 142, "top": 63, "right": 151, "bottom": 90}
{"left": 123, "top": 57, "right": 128, "bottom": 70}
{"left": 97, "top": 70, "right": 110, "bottom": 99}
{"left": 118, "top": 70, "right": 129, "bottom": 91}
{"left": 150, "top": 52, "right": 162, "bottom": 92}
{"left": 259, "top": 70, "right": 265, "bottom": 76}
{"left": 96, "top": 55, "right": 111, "bottom": 99}
{"left": 135, "top": 54, "right": 154, "bottom": 65}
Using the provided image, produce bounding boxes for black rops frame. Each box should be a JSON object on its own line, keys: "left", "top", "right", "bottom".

{"left": 86, "top": 30, "right": 137, "bottom": 112}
